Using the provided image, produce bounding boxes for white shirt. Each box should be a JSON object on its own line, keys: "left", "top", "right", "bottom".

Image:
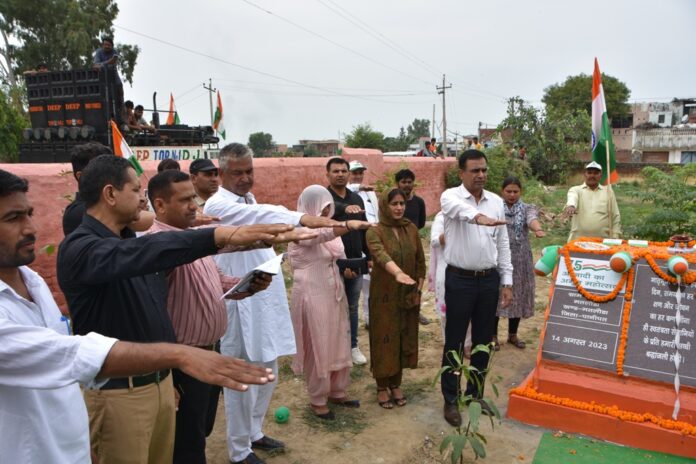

{"left": 0, "top": 266, "right": 117, "bottom": 464}
{"left": 348, "top": 184, "right": 379, "bottom": 224}
{"left": 204, "top": 187, "right": 297, "bottom": 362}
{"left": 440, "top": 184, "right": 513, "bottom": 285}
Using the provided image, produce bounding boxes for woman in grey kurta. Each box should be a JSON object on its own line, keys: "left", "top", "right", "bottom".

{"left": 494, "top": 177, "right": 545, "bottom": 349}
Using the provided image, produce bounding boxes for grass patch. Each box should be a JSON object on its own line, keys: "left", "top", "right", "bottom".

{"left": 301, "top": 406, "right": 369, "bottom": 434}
{"left": 418, "top": 330, "right": 434, "bottom": 343}
{"left": 401, "top": 378, "right": 431, "bottom": 402}
{"left": 534, "top": 301, "right": 547, "bottom": 313}
{"left": 350, "top": 364, "right": 368, "bottom": 381}
{"left": 277, "top": 356, "right": 297, "bottom": 382}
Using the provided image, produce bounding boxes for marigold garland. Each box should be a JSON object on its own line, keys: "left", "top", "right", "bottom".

{"left": 562, "top": 248, "right": 628, "bottom": 303}
{"left": 616, "top": 267, "right": 635, "bottom": 375}
{"left": 510, "top": 383, "right": 696, "bottom": 437}
{"left": 527, "top": 238, "right": 696, "bottom": 435}
{"left": 644, "top": 254, "right": 696, "bottom": 285}
{"left": 549, "top": 238, "right": 696, "bottom": 377}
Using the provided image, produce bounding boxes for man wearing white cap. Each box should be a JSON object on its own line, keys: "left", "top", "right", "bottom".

{"left": 561, "top": 161, "right": 621, "bottom": 241}
{"left": 348, "top": 161, "right": 379, "bottom": 329}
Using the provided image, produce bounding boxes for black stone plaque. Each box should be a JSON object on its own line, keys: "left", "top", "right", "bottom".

{"left": 623, "top": 262, "right": 696, "bottom": 387}
{"left": 542, "top": 253, "right": 625, "bottom": 371}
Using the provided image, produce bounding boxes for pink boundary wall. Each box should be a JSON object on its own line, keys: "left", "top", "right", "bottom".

{"left": 1, "top": 156, "right": 455, "bottom": 311}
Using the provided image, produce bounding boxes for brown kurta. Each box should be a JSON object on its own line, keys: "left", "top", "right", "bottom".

{"left": 366, "top": 223, "right": 426, "bottom": 379}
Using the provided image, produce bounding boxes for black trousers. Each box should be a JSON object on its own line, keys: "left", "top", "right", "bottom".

{"left": 441, "top": 269, "right": 500, "bottom": 404}
{"left": 172, "top": 368, "right": 221, "bottom": 464}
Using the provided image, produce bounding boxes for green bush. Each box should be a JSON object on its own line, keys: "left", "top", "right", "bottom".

{"left": 624, "top": 164, "right": 696, "bottom": 240}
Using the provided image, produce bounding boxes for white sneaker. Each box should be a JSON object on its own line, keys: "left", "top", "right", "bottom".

{"left": 351, "top": 347, "right": 367, "bottom": 365}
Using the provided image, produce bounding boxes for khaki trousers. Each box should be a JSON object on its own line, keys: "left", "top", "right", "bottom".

{"left": 84, "top": 375, "right": 175, "bottom": 464}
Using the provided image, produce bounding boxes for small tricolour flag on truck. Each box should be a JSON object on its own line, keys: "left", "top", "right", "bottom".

{"left": 213, "top": 90, "right": 226, "bottom": 139}
{"left": 166, "top": 93, "right": 180, "bottom": 125}
{"left": 111, "top": 120, "right": 143, "bottom": 176}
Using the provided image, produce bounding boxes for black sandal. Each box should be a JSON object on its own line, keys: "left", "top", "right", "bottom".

{"left": 328, "top": 397, "right": 361, "bottom": 408}
{"left": 390, "top": 386, "right": 407, "bottom": 407}
{"left": 508, "top": 335, "right": 526, "bottom": 349}
{"left": 310, "top": 404, "right": 335, "bottom": 420}
{"left": 377, "top": 388, "right": 394, "bottom": 409}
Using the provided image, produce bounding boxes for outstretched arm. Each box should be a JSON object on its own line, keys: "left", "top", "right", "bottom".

{"left": 99, "top": 342, "right": 274, "bottom": 392}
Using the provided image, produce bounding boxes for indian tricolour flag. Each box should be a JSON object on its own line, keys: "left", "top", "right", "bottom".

{"left": 213, "top": 90, "right": 226, "bottom": 139}
{"left": 166, "top": 93, "right": 180, "bottom": 125}
{"left": 591, "top": 58, "right": 619, "bottom": 185}
{"left": 111, "top": 120, "right": 144, "bottom": 176}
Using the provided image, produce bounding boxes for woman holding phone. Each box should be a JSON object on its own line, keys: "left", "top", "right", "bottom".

{"left": 287, "top": 185, "right": 372, "bottom": 420}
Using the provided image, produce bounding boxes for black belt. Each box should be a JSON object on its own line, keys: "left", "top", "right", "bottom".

{"left": 195, "top": 344, "right": 216, "bottom": 351}
{"left": 447, "top": 265, "right": 496, "bottom": 277}
{"left": 101, "top": 369, "right": 170, "bottom": 390}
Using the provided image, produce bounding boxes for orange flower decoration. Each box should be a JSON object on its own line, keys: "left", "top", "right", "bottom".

{"left": 510, "top": 382, "right": 696, "bottom": 437}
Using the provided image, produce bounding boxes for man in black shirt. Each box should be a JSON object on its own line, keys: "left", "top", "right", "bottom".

{"left": 396, "top": 168, "right": 426, "bottom": 230}
{"left": 326, "top": 157, "right": 370, "bottom": 365}
{"left": 62, "top": 142, "right": 155, "bottom": 237}
{"left": 395, "top": 168, "right": 429, "bottom": 325}
{"left": 57, "top": 155, "right": 314, "bottom": 464}
{"left": 62, "top": 142, "right": 112, "bottom": 236}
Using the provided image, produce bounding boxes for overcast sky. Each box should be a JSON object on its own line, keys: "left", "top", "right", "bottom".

{"left": 114, "top": 0, "right": 695, "bottom": 145}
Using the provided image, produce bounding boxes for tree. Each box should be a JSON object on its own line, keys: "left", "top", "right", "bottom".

{"left": 248, "top": 132, "right": 274, "bottom": 157}
{"left": 344, "top": 123, "right": 384, "bottom": 149}
{"left": 383, "top": 126, "right": 410, "bottom": 152}
{"left": 0, "top": 0, "right": 140, "bottom": 86}
{"left": 0, "top": 88, "right": 28, "bottom": 161}
{"left": 542, "top": 73, "right": 631, "bottom": 121}
{"left": 406, "top": 118, "right": 430, "bottom": 141}
{"left": 499, "top": 96, "right": 590, "bottom": 184}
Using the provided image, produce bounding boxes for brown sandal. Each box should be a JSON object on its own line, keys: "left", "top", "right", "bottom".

{"left": 377, "top": 388, "right": 394, "bottom": 409}
{"left": 390, "top": 386, "right": 407, "bottom": 407}
{"left": 508, "top": 335, "right": 526, "bottom": 349}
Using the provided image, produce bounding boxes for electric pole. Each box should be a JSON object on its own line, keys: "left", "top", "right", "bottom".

{"left": 203, "top": 78, "right": 217, "bottom": 126}
{"left": 431, "top": 104, "right": 435, "bottom": 143}
{"left": 437, "top": 75, "right": 452, "bottom": 157}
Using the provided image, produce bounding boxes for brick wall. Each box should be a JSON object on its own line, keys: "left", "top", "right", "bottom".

{"left": 0, "top": 156, "right": 455, "bottom": 311}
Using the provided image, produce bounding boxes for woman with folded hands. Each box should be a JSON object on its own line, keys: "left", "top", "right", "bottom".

{"left": 287, "top": 185, "right": 373, "bottom": 420}
{"left": 366, "top": 188, "right": 425, "bottom": 409}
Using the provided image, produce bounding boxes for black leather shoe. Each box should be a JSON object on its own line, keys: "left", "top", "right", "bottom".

{"left": 443, "top": 402, "right": 462, "bottom": 427}
{"left": 251, "top": 435, "right": 286, "bottom": 451}
{"left": 231, "top": 452, "right": 266, "bottom": 464}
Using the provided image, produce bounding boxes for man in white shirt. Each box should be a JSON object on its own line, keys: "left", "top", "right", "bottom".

{"left": 0, "top": 169, "right": 276, "bottom": 463}
{"left": 204, "top": 143, "right": 342, "bottom": 464}
{"left": 347, "top": 160, "right": 378, "bottom": 328}
{"left": 438, "top": 150, "right": 511, "bottom": 427}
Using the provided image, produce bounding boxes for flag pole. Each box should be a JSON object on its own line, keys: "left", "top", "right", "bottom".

{"left": 600, "top": 73, "right": 615, "bottom": 239}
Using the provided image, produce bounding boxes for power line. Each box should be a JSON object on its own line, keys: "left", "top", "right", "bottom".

{"left": 113, "top": 24, "right": 422, "bottom": 105}
{"left": 238, "top": 0, "right": 434, "bottom": 87}
{"left": 315, "top": 0, "right": 442, "bottom": 77}
{"left": 211, "top": 77, "right": 427, "bottom": 93}
{"left": 175, "top": 82, "right": 205, "bottom": 100}
{"left": 216, "top": 84, "right": 430, "bottom": 98}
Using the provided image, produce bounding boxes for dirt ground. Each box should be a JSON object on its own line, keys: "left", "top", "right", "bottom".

{"left": 205, "top": 255, "right": 553, "bottom": 464}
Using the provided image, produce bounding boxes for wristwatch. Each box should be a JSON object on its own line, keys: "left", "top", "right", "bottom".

{"left": 501, "top": 284, "right": 513, "bottom": 289}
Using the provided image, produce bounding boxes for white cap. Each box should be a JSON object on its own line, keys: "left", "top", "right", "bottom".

{"left": 349, "top": 161, "right": 366, "bottom": 171}
{"left": 585, "top": 161, "right": 602, "bottom": 171}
